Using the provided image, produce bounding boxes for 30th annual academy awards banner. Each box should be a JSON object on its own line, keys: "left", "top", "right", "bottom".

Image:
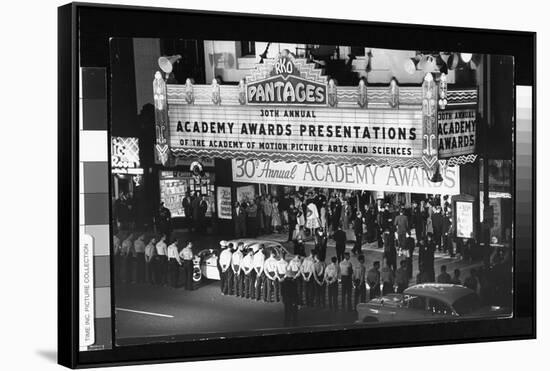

{"left": 232, "top": 158, "right": 460, "bottom": 195}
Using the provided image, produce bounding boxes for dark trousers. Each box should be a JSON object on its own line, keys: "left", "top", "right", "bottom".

{"left": 295, "top": 277, "right": 303, "bottom": 304}
{"left": 220, "top": 268, "right": 226, "bottom": 293}
{"left": 303, "top": 279, "right": 315, "bottom": 306}
{"left": 274, "top": 279, "right": 281, "bottom": 302}
{"left": 156, "top": 256, "right": 168, "bottom": 285}
{"left": 369, "top": 283, "right": 381, "bottom": 299}
{"left": 384, "top": 251, "right": 397, "bottom": 271}
{"left": 341, "top": 276, "right": 353, "bottom": 311}
{"left": 445, "top": 235, "right": 454, "bottom": 256}
{"left": 225, "top": 269, "right": 234, "bottom": 295}
{"left": 254, "top": 271, "right": 265, "bottom": 300}
{"left": 135, "top": 253, "right": 145, "bottom": 283}
{"left": 244, "top": 271, "right": 255, "bottom": 298}
{"left": 182, "top": 260, "right": 193, "bottom": 290}
{"left": 336, "top": 245, "right": 345, "bottom": 262}
{"left": 397, "top": 232, "right": 407, "bottom": 250}
{"left": 283, "top": 302, "right": 298, "bottom": 326}
{"left": 354, "top": 233, "right": 362, "bottom": 254}
{"left": 415, "top": 226, "right": 423, "bottom": 240}
{"left": 265, "top": 277, "right": 275, "bottom": 302}
{"left": 434, "top": 230, "right": 442, "bottom": 250}
{"left": 406, "top": 257, "right": 413, "bottom": 279}
{"left": 264, "top": 215, "right": 272, "bottom": 233}
{"left": 317, "top": 246, "right": 327, "bottom": 262}
{"left": 168, "top": 259, "right": 179, "bottom": 288}
{"left": 328, "top": 282, "right": 338, "bottom": 310}
{"left": 288, "top": 223, "right": 297, "bottom": 241}
{"left": 265, "top": 277, "right": 280, "bottom": 302}
{"left": 354, "top": 281, "right": 367, "bottom": 307}
{"left": 315, "top": 280, "right": 326, "bottom": 308}
{"left": 233, "top": 269, "right": 243, "bottom": 296}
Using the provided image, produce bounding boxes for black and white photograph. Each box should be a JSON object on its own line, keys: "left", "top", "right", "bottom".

{"left": 2, "top": 0, "right": 547, "bottom": 369}
{"left": 109, "top": 38, "right": 515, "bottom": 344}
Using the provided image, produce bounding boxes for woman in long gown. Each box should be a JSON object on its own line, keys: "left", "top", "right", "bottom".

{"left": 319, "top": 204, "right": 327, "bottom": 233}
{"left": 306, "top": 202, "right": 321, "bottom": 236}
{"left": 296, "top": 198, "right": 306, "bottom": 228}
{"left": 271, "top": 199, "right": 282, "bottom": 233}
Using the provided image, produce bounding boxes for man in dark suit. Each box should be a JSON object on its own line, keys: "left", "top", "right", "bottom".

{"left": 191, "top": 191, "right": 201, "bottom": 232}
{"left": 431, "top": 206, "right": 445, "bottom": 251}
{"left": 287, "top": 203, "right": 298, "bottom": 242}
{"left": 423, "top": 233, "right": 436, "bottom": 282}
{"left": 394, "top": 208, "right": 409, "bottom": 253}
{"left": 198, "top": 195, "right": 208, "bottom": 233}
{"left": 353, "top": 212, "right": 363, "bottom": 255}
{"left": 334, "top": 224, "right": 347, "bottom": 262}
{"left": 181, "top": 192, "right": 193, "bottom": 231}
{"left": 234, "top": 202, "right": 247, "bottom": 238}
{"left": 366, "top": 261, "right": 381, "bottom": 299}
{"left": 280, "top": 270, "right": 299, "bottom": 326}
{"left": 411, "top": 201, "right": 424, "bottom": 240}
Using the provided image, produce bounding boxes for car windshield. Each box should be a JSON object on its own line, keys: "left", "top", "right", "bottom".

{"left": 263, "top": 244, "right": 283, "bottom": 258}
{"left": 453, "top": 293, "right": 483, "bottom": 315}
{"left": 404, "top": 295, "right": 426, "bottom": 310}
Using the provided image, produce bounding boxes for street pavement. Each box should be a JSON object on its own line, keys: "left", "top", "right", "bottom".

{"left": 114, "top": 227, "right": 482, "bottom": 344}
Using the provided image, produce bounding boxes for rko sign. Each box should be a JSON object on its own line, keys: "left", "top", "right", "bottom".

{"left": 247, "top": 55, "right": 327, "bottom": 105}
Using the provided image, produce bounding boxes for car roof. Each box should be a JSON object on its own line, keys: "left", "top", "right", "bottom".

{"left": 404, "top": 284, "right": 475, "bottom": 305}
{"left": 226, "top": 239, "right": 282, "bottom": 248}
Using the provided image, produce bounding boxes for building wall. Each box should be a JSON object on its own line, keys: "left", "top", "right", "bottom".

{"left": 133, "top": 38, "right": 161, "bottom": 114}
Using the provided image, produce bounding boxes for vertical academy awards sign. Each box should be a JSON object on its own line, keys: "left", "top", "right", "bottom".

{"left": 437, "top": 88, "right": 477, "bottom": 159}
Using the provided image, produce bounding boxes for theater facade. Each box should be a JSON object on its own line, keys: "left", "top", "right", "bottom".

{"left": 152, "top": 50, "right": 482, "bottom": 240}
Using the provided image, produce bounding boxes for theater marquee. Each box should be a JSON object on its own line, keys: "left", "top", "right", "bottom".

{"left": 168, "top": 105, "right": 423, "bottom": 164}
{"left": 154, "top": 53, "right": 478, "bottom": 169}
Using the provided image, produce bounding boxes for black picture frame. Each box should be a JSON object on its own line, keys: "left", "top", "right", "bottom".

{"left": 58, "top": 2, "right": 536, "bottom": 368}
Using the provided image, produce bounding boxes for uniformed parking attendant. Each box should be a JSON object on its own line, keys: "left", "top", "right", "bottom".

{"left": 218, "top": 240, "right": 232, "bottom": 295}
{"left": 253, "top": 245, "right": 266, "bottom": 301}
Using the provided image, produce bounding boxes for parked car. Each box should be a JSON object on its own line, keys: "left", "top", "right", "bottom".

{"left": 356, "top": 283, "right": 510, "bottom": 323}
{"left": 193, "top": 239, "right": 293, "bottom": 282}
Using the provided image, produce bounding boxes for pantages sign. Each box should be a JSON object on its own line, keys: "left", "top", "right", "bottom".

{"left": 247, "top": 54, "right": 327, "bottom": 105}
{"left": 153, "top": 50, "right": 478, "bottom": 170}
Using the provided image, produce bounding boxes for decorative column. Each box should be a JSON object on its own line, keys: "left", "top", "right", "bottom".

{"left": 238, "top": 79, "right": 246, "bottom": 105}
{"left": 184, "top": 78, "right": 195, "bottom": 104}
{"left": 438, "top": 72, "right": 448, "bottom": 109}
{"left": 388, "top": 77, "right": 399, "bottom": 108}
{"left": 357, "top": 78, "right": 368, "bottom": 108}
{"left": 153, "top": 71, "right": 169, "bottom": 166}
{"left": 421, "top": 73, "right": 438, "bottom": 172}
{"left": 328, "top": 78, "right": 338, "bottom": 107}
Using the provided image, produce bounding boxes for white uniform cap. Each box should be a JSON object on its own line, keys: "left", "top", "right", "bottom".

{"left": 219, "top": 240, "right": 228, "bottom": 247}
